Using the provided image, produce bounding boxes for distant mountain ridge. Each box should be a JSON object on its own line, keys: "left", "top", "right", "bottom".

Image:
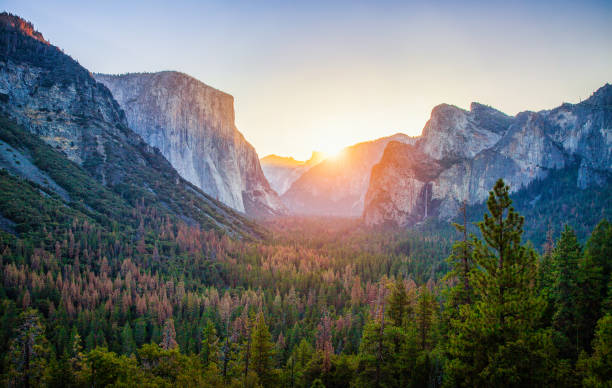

{"left": 364, "top": 84, "right": 612, "bottom": 226}
{"left": 260, "top": 151, "right": 325, "bottom": 195}
{"left": 95, "top": 72, "right": 285, "bottom": 217}
{"left": 281, "top": 133, "right": 417, "bottom": 216}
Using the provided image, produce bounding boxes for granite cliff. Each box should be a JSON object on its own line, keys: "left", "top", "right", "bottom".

{"left": 364, "top": 85, "right": 612, "bottom": 226}
{"left": 95, "top": 72, "right": 285, "bottom": 217}
{"left": 0, "top": 13, "right": 259, "bottom": 236}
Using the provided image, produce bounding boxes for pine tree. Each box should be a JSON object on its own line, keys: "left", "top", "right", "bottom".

{"left": 577, "top": 219, "right": 612, "bottom": 352}
{"left": 576, "top": 313, "right": 612, "bottom": 388}
{"left": 5, "top": 309, "right": 49, "bottom": 388}
{"left": 119, "top": 324, "right": 134, "bottom": 356}
{"left": 415, "top": 286, "right": 436, "bottom": 351}
{"left": 447, "top": 179, "right": 555, "bottom": 387}
{"left": 551, "top": 225, "right": 581, "bottom": 359}
{"left": 200, "top": 319, "right": 220, "bottom": 367}
{"left": 447, "top": 201, "right": 474, "bottom": 307}
{"left": 250, "top": 312, "right": 275, "bottom": 385}
{"left": 386, "top": 278, "right": 410, "bottom": 327}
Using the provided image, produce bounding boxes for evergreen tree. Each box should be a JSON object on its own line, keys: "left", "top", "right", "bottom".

{"left": 446, "top": 179, "right": 555, "bottom": 387}
{"left": 4, "top": 309, "right": 49, "bottom": 388}
{"left": 120, "top": 323, "right": 136, "bottom": 356}
{"left": 576, "top": 314, "right": 612, "bottom": 388}
{"left": 387, "top": 278, "right": 411, "bottom": 327}
{"left": 578, "top": 219, "right": 612, "bottom": 352}
{"left": 200, "top": 319, "right": 220, "bottom": 367}
{"left": 251, "top": 312, "right": 275, "bottom": 385}
{"left": 415, "top": 286, "right": 437, "bottom": 351}
{"left": 447, "top": 202, "right": 474, "bottom": 307}
{"left": 552, "top": 225, "right": 582, "bottom": 359}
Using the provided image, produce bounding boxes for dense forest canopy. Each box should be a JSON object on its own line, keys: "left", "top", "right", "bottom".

{"left": 0, "top": 155, "right": 610, "bottom": 387}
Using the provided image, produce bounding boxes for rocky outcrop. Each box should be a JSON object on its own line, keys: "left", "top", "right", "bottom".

{"left": 364, "top": 85, "right": 612, "bottom": 226}
{"left": 94, "top": 72, "right": 284, "bottom": 217}
{"left": 282, "top": 134, "right": 417, "bottom": 216}
{"left": 260, "top": 152, "right": 325, "bottom": 195}
{"left": 0, "top": 13, "right": 259, "bottom": 236}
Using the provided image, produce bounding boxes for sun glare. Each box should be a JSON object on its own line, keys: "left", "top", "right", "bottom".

{"left": 319, "top": 144, "right": 346, "bottom": 161}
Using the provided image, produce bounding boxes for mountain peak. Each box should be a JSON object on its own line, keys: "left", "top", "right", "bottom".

{"left": 261, "top": 154, "right": 303, "bottom": 166}
{"left": 0, "top": 12, "right": 49, "bottom": 45}
{"left": 582, "top": 83, "right": 612, "bottom": 106}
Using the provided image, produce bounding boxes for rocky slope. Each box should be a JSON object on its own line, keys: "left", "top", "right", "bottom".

{"left": 282, "top": 134, "right": 417, "bottom": 216}
{"left": 364, "top": 85, "right": 612, "bottom": 226}
{"left": 0, "top": 13, "right": 260, "bottom": 236}
{"left": 94, "top": 72, "right": 284, "bottom": 217}
{"left": 260, "top": 151, "right": 325, "bottom": 195}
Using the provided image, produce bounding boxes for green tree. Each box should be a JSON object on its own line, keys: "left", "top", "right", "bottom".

{"left": 4, "top": 309, "right": 49, "bottom": 388}
{"left": 201, "top": 319, "right": 220, "bottom": 367}
{"left": 387, "top": 278, "right": 411, "bottom": 327}
{"left": 446, "top": 179, "right": 556, "bottom": 387}
{"left": 415, "top": 286, "right": 437, "bottom": 351}
{"left": 447, "top": 202, "right": 474, "bottom": 308}
{"left": 552, "top": 225, "right": 582, "bottom": 359}
{"left": 120, "top": 323, "right": 136, "bottom": 356}
{"left": 82, "top": 347, "right": 145, "bottom": 387}
{"left": 578, "top": 219, "right": 612, "bottom": 351}
{"left": 576, "top": 314, "right": 612, "bottom": 388}
{"left": 250, "top": 312, "right": 276, "bottom": 386}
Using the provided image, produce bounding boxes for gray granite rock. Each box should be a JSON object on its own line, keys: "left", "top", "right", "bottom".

{"left": 95, "top": 72, "right": 285, "bottom": 217}
{"left": 364, "top": 85, "right": 612, "bottom": 226}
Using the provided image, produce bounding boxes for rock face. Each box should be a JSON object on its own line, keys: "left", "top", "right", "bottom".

{"left": 0, "top": 13, "right": 258, "bottom": 236}
{"left": 282, "top": 134, "right": 417, "bottom": 216}
{"left": 94, "top": 72, "right": 284, "bottom": 217}
{"left": 260, "top": 152, "right": 325, "bottom": 195}
{"left": 364, "top": 85, "right": 612, "bottom": 226}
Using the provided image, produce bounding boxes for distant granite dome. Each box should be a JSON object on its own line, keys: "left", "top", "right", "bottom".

{"left": 95, "top": 71, "right": 285, "bottom": 217}
{"left": 363, "top": 85, "right": 612, "bottom": 226}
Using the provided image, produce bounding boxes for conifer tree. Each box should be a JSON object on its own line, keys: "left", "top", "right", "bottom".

{"left": 552, "top": 225, "right": 581, "bottom": 359}
{"left": 387, "top": 278, "right": 410, "bottom": 327}
{"left": 576, "top": 313, "right": 612, "bottom": 387}
{"left": 120, "top": 323, "right": 136, "bottom": 356}
{"left": 447, "top": 201, "right": 474, "bottom": 307}
{"left": 5, "top": 309, "right": 49, "bottom": 388}
{"left": 577, "top": 219, "right": 612, "bottom": 351}
{"left": 201, "top": 319, "right": 220, "bottom": 367}
{"left": 415, "top": 286, "right": 436, "bottom": 351}
{"left": 250, "top": 312, "right": 275, "bottom": 385}
{"left": 447, "top": 179, "right": 555, "bottom": 387}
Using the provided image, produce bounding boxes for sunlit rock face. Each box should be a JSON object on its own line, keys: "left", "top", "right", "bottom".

{"left": 281, "top": 134, "right": 417, "bottom": 217}
{"left": 95, "top": 72, "right": 285, "bottom": 217}
{"left": 260, "top": 152, "right": 325, "bottom": 196}
{"left": 364, "top": 84, "right": 612, "bottom": 226}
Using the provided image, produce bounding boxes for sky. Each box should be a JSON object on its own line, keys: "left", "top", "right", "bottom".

{"left": 3, "top": 0, "right": 611, "bottom": 160}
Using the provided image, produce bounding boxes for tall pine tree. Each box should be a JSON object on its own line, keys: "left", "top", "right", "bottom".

{"left": 446, "top": 179, "right": 556, "bottom": 387}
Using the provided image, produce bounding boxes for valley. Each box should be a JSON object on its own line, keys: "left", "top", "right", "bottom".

{"left": 0, "top": 10, "right": 610, "bottom": 388}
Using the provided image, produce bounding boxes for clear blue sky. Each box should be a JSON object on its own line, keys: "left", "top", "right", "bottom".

{"left": 3, "top": 0, "right": 611, "bottom": 159}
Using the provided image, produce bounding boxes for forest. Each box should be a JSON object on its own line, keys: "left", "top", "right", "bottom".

{"left": 0, "top": 165, "right": 610, "bottom": 387}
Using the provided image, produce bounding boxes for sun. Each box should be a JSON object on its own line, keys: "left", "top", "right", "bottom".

{"left": 319, "top": 144, "right": 345, "bottom": 161}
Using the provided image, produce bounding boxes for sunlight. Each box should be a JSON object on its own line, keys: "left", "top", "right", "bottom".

{"left": 319, "top": 144, "right": 346, "bottom": 161}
